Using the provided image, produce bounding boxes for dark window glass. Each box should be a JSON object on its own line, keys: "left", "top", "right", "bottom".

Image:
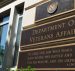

{"left": 16, "top": 17, "right": 22, "bottom": 46}
{"left": 0, "top": 16, "right": 9, "bottom": 68}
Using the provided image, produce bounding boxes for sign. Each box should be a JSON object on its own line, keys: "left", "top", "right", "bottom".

{"left": 21, "top": 16, "right": 75, "bottom": 47}
{"left": 18, "top": 8, "right": 75, "bottom": 71}
{"left": 18, "top": 44, "right": 75, "bottom": 70}
{"left": 35, "top": 0, "right": 74, "bottom": 21}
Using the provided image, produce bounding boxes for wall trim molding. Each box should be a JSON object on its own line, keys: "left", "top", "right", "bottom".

{"left": 0, "top": 0, "right": 15, "bottom": 8}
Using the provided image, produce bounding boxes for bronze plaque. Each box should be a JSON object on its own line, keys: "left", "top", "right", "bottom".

{"left": 18, "top": 44, "right": 75, "bottom": 70}
{"left": 35, "top": 0, "right": 74, "bottom": 21}
{"left": 21, "top": 15, "right": 75, "bottom": 46}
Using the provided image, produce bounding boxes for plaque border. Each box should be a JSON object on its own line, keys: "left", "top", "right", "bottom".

{"left": 20, "top": 42, "right": 75, "bottom": 52}
{"left": 21, "top": 15, "right": 75, "bottom": 48}
{"left": 34, "top": 68, "right": 75, "bottom": 70}
{"left": 19, "top": 43, "right": 75, "bottom": 70}
{"left": 35, "top": 8, "right": 75, "bottom": 23}
{"left": 23, "top": 15, "right": 75, "bottom": 30}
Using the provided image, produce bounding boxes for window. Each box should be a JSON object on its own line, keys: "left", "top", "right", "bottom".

{"left": 16, "top": 15, "right": 22, "bottom": 46}
{"left": 13, "top": 14, "right": 23, "bottom": 66}
{"left": 0, "top": 16, "right": 9, "bottom": 68}
{"left": 13, "top": 2, "right": 24, "bottom": 66}
{"left": 0, "top": 27, "right": 2, "bottom": 43}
